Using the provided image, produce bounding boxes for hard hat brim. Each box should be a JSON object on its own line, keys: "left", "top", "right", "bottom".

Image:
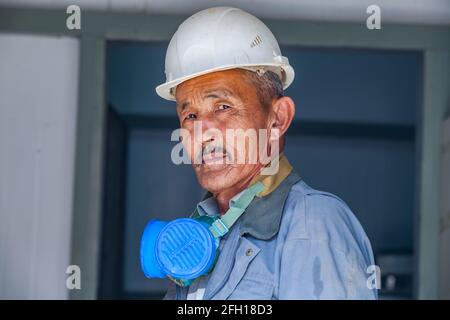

{"left": 155, "top": 63, "right": 295, "bottom": 101}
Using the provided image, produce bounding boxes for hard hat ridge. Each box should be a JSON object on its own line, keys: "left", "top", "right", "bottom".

{"left": 156, "top": 6, "right": 295, "bottom": 101}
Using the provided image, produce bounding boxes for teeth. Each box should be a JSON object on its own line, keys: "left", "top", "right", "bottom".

{"left": 202, "top": 151, "right": 225, "bottom": 164}
{"left": 198, "top": 146, "right": 228, "bottom": 164}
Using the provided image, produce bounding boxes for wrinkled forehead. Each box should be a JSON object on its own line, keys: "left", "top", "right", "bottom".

{"left": 174, "top": 69, "right": 256, "bottom": 108}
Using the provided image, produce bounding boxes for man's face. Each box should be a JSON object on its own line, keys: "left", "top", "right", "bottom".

{"left": 175, "top": 69, "right": 272, "bottom": 194}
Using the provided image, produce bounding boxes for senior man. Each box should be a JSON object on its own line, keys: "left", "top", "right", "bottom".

{"left": 146, "top": 7, "right": 377, "bottom": 300}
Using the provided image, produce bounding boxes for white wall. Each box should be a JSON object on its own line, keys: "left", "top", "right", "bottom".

{"left": 0, "top": 33, "right": 79, "bottom": 299}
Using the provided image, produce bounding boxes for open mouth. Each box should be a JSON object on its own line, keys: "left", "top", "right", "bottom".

{"left": 199, "top": 146, "right": 229, "bottom": 165}
{"left": 202, "top": 152, "right": 227, "bottom": 164}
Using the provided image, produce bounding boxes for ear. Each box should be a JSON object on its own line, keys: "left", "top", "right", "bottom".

{"left": 270, "top": 96, "right": 295, "bottom": 137}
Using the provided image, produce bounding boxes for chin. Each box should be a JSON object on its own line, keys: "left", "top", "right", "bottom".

{"left": 195, "top": 164, "right": 240, "bottom": 193}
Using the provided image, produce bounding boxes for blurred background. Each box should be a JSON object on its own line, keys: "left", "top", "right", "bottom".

{"left": 0, "top": 0, "right": 449, "bottom": 300}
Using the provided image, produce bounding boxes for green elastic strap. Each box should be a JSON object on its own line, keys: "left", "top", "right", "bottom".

{"left": 209, "top": 181, "right": 264, "bottom": 238}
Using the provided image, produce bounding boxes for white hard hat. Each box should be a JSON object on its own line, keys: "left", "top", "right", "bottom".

{"left": 156, "top": 7, "right": 295, "bottom": 101}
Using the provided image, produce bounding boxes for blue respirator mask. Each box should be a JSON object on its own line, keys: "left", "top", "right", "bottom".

{"left": 140, "top": 182, "right": 264, "bottom": 287}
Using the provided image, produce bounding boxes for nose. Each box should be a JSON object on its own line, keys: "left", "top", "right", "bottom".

{"left": 191, "top": 117, "right": 225, "bottom": 164}
{"left": 196, "top": 117, "right": 221, "bottom": 145}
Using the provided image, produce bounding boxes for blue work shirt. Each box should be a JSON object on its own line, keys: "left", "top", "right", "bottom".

{"left": 164, "top": 170, "right": 378, "bottom": 300}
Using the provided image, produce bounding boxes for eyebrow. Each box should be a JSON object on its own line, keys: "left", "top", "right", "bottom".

{"left": 176, "top": 88, "right": 236, "bottom": 111}
{"left": 177, "top": 101, "right": 190, "bottom": 112}
{"left": 203, "top": 88, "right": 235, "bottom": 100}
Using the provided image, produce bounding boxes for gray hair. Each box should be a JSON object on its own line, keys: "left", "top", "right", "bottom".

{"left": 243, "top": 69, "right": 284, "bottom": 109}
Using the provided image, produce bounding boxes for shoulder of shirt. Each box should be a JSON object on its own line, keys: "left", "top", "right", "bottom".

{"left": 279, "top": 179, "right": 372, "bottom": 260}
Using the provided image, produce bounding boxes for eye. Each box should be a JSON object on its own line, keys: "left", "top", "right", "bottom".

{"left": 184, "top": 113, "right": 197, "bottom": 120}
{"left": 216, "top": 104, "right": 231, "bottom": 111}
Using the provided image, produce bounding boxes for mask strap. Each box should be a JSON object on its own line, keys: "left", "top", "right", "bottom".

{"left": 209, "top": 182, "right": 264, "bottom": 238}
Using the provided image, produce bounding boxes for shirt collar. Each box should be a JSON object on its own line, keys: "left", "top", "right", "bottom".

{"left": 194, "top": 154, "right": 300, "bottom": 239}
{"left": 239, "top": 168, "right": 301, "bottom": 240}
{"left": 248, "top": 153, "right": 293, "bottom": 197}
{"left": 197, "top": 188, "right": 248, "bottom": 217}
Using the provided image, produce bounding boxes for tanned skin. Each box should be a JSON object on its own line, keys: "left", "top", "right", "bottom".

{"left": 175, "top": 69, "right": 295, "bottom": 214}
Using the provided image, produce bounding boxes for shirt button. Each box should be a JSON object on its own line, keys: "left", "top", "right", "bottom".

{"left": 245, "top": 248, "right": 253, "bottom": 256}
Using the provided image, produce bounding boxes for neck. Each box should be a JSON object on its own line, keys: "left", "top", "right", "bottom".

{"left": 213, "top": 167, "right": 262, "bottom": 215}
{"left": 213, "top": 146, "right": 285, "bottom": 214}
